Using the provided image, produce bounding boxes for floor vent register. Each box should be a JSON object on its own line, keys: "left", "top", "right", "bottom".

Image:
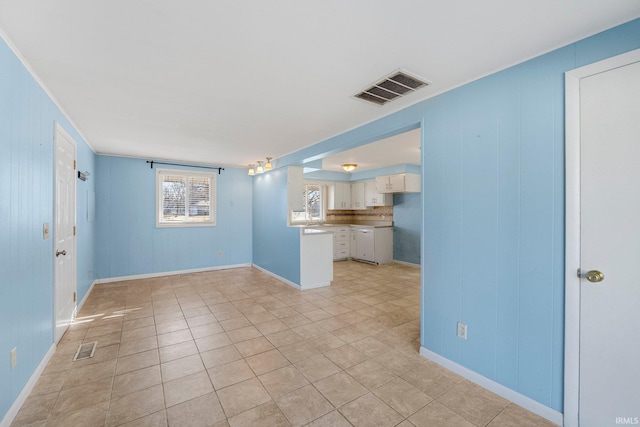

{"left": 72, "top": 341, "right": 97, "bottom": 361}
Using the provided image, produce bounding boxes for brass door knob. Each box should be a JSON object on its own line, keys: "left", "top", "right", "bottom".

{"left": 585, "top": 270, "right": 605, "bottom": 283}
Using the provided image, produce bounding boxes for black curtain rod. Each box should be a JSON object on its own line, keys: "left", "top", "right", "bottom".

{"left": 146, "top": 160, "right": 224, "bottom": 174}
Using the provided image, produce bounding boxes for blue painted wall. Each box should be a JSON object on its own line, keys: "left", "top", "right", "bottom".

{"left": 0, "top": 37, "right": 96, "bottom": 421}
{"left": 252, "top": 168, "right": 300, "bottom": 284}
{"left": 264, "top": 19, "right": 640, "bottom": 412}
{"left": 95, "top": 156, "right": 252, "bottom": 279}
{"left": 2, "top": 16, "right": 639, "bottom": 422}
{"left": 393, "top": 193, "right": 421, "bottom": 265}
{"left": 76, "top": 140, "right": 97, "bottom": 299}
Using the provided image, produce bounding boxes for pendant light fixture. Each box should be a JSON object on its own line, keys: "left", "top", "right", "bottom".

{"left": 256, "top": 161, "right": 264, "bottom": 174}
{"left": 265, "top": 157, "right": 273, "bottom": 171}
{"left": 247, "top": 164, "right": 255, "bottom": 176}
{"left": 342, "top": 163, "right": 357, "bottom": 172}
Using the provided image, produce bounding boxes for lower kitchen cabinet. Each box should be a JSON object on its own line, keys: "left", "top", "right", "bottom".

{"left": 350, "top": 228, "right": 357, "bottom": 259}
{"left": 332, "top": 226, "right": 351, "bottom": 260}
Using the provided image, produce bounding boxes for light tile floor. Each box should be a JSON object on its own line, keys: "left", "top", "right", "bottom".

{"left": 12, "top": 261, "right": 557, "bottom": 426}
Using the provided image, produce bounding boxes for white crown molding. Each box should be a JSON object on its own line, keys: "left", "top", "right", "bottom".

{"left": 0, "top": 25, "right": 96, "bottom": 153}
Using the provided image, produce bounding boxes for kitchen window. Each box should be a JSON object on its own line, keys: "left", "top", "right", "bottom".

{"left": 291, "top": 184, "right": 324, "bottom": 223}
{"left": 156, "top": 169, "right": 216, "bottom": 227}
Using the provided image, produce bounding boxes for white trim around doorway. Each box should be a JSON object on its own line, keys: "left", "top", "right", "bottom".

{"left": 563, "top": 48, "right": 640, "bottom": 427}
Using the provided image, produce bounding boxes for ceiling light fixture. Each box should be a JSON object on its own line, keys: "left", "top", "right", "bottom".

{"left": 256, "top": 161, "right": 264, "bottom": 174}
{"left": 342, "top": 163, "right": 357, "bottom": 172}
{"left": 248, "top": 164, "right": 256, "bottom": 176}
{"left": 265, "top": 157, "right": 273, "bottom": 171}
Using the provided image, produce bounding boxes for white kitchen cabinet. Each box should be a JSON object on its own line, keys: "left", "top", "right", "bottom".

{"left": 332, "top": 226, "right": 351, "bottom": 260}
{"left": 351, "top": 182, "right": 366, "bottom": 210}
{"left": 352, "top": 226, "right": 393, "bottom": 265}
{"left": 350, "top": 228, "right": 357, "bottom": 258}
{"left": 364, "top": 180, "right": 393, "bottom": 206}
{"left": 375, "top": 173, "right": 421, "bottom": 193}
{"left": 328, "top": 182, "right": 351, "bottom": 210}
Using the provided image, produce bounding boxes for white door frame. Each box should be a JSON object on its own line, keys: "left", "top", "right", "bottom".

{"left": 53, "top": 122, "right": 77, "bottom": 343}
{"left": 564, "top": 48, "right": 640, "bottom": 427}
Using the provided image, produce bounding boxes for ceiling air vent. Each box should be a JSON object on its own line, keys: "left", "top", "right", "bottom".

{"left": 355, "top": 70, "right": 429, "bottom": 106}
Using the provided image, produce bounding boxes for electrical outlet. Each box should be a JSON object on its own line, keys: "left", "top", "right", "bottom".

{"left": 217, "top": 251, "right": 222, "bottom": 256}
{"left": 10, "top": 348, "right": 17, "bottom": 369}
{"left": 457, "top": 322, "right": 467, "bottom": 340}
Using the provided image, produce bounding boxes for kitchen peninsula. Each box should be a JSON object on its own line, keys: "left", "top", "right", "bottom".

{"left": 299, "top": 227, "right": 333, "bottom": 289}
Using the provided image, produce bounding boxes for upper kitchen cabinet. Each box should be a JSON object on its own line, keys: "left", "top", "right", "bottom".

{"left": 376, "top": 173, "right": 420, "bottom": 193}
{"left": 364, "top": 180, "right": 392, "bottom": 206}
{"left": 351, "top": 181, "right": 366, "bottom": 210}
{"left": 328, "top": 182, "right": 351, "bottom": 210}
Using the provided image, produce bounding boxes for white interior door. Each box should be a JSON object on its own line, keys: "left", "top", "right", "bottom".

{"left": 54, "top": 124, "right": 77, "bottom": 343}
{"left": 577, "top": 58, "right": 640, "bottom": 425}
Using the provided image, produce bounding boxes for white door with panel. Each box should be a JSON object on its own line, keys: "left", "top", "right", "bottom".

{"left": 569, "top": 53, "right": 640, "bottom": 426}
{"left": 54, "top": 124, "right": 77, "bottom": 343}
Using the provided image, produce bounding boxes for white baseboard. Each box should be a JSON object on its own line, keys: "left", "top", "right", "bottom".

{"left": 76, "top": 279, "right": 97, "bottom": 315}
{"left": 0, "top": 344, "right": 56, "bottom": 427}
{"left": 419, "top": 347, "right": 563, "bottom": 426}
{"left": 300, "top": 281, "right": 331, "bottom": 290}
{"left": 251, "top": 264, "right": 301, "bottom": 290}
{"left": 393, "top": 259, "right": 421, "bottom": 268}
{"left": 97, "top": 263, "right": 252, "bottom": 284}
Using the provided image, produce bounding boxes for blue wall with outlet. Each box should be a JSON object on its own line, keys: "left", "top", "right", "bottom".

{"left": 95, "top": 156, "right": 253, "bottom": 279}
{"left": 271, "top": 19, "right": 640, "bottom": 412}
{"left": 0, "top": 37, "right": 96, "bottom": 421}
{"left": 2, "top": 14, "right": 640, "bottom": 425}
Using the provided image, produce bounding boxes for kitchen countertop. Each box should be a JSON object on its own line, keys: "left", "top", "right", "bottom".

{"left": 294, "top": 221, "right": 393, "bottom": 231}
{"left": 301, "top": 227, "right": 333, "bottom": 235}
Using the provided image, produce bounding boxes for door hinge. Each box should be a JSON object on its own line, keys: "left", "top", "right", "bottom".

{"left": 74, "top": 160, "right": 76, "bottom": 170}
{"left": 73, "top": 292, "right": 76, "bottom": 302}
{"left": 577, "top": 268, "right": 581, "bottom": 278}
{"left": 73, "top": 226, "right": 76, "bottom": 236}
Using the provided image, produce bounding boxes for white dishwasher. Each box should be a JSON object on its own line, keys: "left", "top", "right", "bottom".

{"left": 355, "top": 227, "right": 375, "bottom": 263}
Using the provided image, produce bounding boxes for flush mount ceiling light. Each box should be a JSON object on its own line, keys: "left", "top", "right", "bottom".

{"left": 247, "top": 164, "right": 256, "bottom": 176}
{"left": 355, "top": 70, "right": 429, "bottom": 106}
{"left": 342, "top": 163, "right": 357, "bottom": 172}
{"left": 265, "top": 157, "right": 273, "bottom": 171}
{"left": 256, "top": 161, "right": 264, "bottom": 174}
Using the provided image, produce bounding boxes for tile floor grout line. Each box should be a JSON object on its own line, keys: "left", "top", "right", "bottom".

{"left": 11, "top": 263, "right": 553, "bottom": 427}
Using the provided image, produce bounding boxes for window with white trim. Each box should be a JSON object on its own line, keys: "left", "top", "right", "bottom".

{"left": 156, "top": 169, "right": 216, "bottom": 227}
{"left": 291, "top": 184, "right": 324, "bottom": 223}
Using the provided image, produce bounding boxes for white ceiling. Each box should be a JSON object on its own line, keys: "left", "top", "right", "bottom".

{"left": 321, "top": 128, "right": 421, "bottom": 173}
{"left": 1, "top": 1, "right": 638, "bottom": 168}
